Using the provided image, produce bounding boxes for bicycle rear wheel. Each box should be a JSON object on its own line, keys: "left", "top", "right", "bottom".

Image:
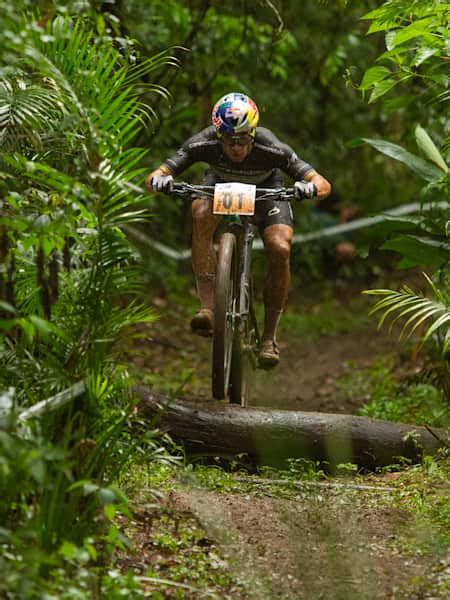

{"left": 212, "top": 232, "right": 237, "bottom": 400}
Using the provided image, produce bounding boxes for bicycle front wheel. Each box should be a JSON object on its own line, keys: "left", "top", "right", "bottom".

{"left": 229, "top": 278, "right": 258, "bottom": 407}
{"left": 212, "top": 232, "right": 238, "bottom": 400}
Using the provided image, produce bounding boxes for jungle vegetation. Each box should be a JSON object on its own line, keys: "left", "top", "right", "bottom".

{"left": 0, "top": 0, "right": 448, "bottom": 596}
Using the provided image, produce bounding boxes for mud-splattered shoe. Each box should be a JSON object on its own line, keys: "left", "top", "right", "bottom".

{"left": 258, "top": 339, "right": 280, "bottom": 369}
{"left": 190, "top": 308, "right": 214, "bottom": 337}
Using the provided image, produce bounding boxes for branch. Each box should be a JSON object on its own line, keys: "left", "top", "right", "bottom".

{"left": 424, "top": 423, "right": 450, "bottom": 449}
{"left": 18, "top": 381, "right": 86, "bottom": 421}
{"left": 261, "top": 0, "right": 284, "bottom": 36}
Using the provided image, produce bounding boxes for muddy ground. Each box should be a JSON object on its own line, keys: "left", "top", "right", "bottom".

{"left": 126, "top": 279, "right": 423, "bottom": 414}
{"left": 121, "top": 278, "right": 448, "bottom": 598}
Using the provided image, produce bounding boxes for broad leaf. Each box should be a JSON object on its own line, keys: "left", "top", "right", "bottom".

{"left": 382, "top": 95, "right": 415, "bottom": 112}
{"left": 381, "top": 235, "right": 450, "bottom": 267}
{"left": 385, "top": 31, "right": 396, "bottom": 51}
{"left": 362, "top": 138, "right": 444, "bottom": 182}
{"left": 368, "top": 78, "right": 397, "bottom": 103}
{"left": 366, "top": 215, "right": 424, "bottom": 238}
{"left": 414, "top": 47, "right": 439, "bottom": 67}
{"left": 360, "top": 66, "right": 391, "bottom": 90}
{"left": 415, "top": 125, "right": 448, "bottom": 173}
{"left": 366, "top": 19, "right": 399, "bottom": 34}
{"left": 390, "top": 19, "right": 434, "bottom": 47}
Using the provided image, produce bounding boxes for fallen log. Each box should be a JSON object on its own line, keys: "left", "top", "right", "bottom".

{"left": 135, "top": 387, "right": 448, "bottom": 470}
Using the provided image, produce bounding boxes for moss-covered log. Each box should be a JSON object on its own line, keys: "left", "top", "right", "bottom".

{"left": 136, "top": 387, "right": 448, "bottom": 470}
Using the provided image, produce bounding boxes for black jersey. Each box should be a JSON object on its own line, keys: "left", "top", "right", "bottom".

{"left": 162, "top": 126, "right": 314, "bottom": 185}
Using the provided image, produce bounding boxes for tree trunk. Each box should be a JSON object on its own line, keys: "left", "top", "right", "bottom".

{"left": 136, "top": 387, "right": 448, "bottom": 470}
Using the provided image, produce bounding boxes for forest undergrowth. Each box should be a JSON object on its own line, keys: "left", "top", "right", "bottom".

{"left": 1, "top": 1, "right": 449, "bottom": 597}
{"left": 117, "top": 264, "right": 449, "bottom": 599}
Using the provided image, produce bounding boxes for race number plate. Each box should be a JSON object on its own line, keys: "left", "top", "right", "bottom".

{"left": 213, "top": 182, "right": 256, "bottom": 216}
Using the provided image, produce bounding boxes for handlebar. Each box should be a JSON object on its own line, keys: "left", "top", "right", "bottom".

{"left": 171, "top": 182, "right": 295, "bottom": 201}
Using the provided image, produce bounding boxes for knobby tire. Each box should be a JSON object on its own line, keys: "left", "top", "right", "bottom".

{"left": 212, "top": 233, "right": 237, "bottom": 400}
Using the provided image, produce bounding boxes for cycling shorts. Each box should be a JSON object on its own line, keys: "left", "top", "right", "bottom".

{"left": 202, "top": 168, "right": 294, "bottom": 233}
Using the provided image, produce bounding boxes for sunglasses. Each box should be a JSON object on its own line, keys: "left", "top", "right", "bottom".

{"left": 222, "top": 134, "right": 253, "bottom": 147}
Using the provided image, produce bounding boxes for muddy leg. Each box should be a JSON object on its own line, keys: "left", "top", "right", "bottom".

{"left": 262, "top": 224, "right": 293, "bottom": 343}
{"left": 191, "top": 197, "right": 221, "bottom": 312}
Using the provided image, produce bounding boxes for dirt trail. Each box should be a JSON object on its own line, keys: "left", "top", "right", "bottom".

{"left": 121, "top": 479, "right": 441, "bottom": 599}
{"left": 251, "top": 326, "right": 398, "bottom": 413}
{"left": 122, "top": 286, "right": 446, "bottom": 598}
{"left": 127, "top": 295, "right": 415, "bottom": 415}
{"left": 169, "top": 487, "right": 426, "bottom": 599}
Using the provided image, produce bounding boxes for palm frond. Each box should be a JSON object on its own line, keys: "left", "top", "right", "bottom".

{"left": 364, "top": 275, "right": 450, "bottom": 352}
{"left": 0, "top": 76, "right": 64, "bottom": 151}
{"left": 3, "top": 153, "right": 90, "bottom": 198}
{"left": 22, "top": 17, "right": 176, "bottom": 152}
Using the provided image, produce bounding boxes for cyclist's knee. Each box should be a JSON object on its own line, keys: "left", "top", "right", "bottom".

{"left": 264, "top": 231, "right": 292, "bottom": 263}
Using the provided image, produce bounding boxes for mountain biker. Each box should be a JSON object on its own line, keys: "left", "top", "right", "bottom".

{"left": 146, "top": 92, "right": 331, "bottom": 368}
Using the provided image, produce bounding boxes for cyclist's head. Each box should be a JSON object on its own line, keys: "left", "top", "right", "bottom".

{"left": 211, "top": 92, "right": 259, "bottom": 137}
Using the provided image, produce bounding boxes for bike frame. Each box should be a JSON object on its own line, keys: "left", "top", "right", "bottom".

{"left": 170, "top": 182, "right": 295, "bottom": 402}
{"left": 226, "top": 216, "right": 259, "bottom": 345}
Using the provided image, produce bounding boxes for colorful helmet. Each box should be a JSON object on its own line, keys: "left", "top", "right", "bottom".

{"left": 211, "top": 92, "right": 259, "bottom": 136}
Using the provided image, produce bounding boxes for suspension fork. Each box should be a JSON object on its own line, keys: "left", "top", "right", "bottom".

{"left": 238, "top": 220, "right": 260, "bottom": 352}
{"left": 239, "top": 220, "right": 254, "bottom": 319}
{"left": 225, "top": 219, "right": 258, "bottom": 342}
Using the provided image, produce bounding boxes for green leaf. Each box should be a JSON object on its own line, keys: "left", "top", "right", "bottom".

{"left": 361, "top": 6, "right": 390, "bottom": 21}
{"left": 381, "top": 235, "right": 450, "bottom": 267}
{"left": 67, "top": 479, "right": 94, "bottom": 493}
{"left": 376, "top": 45, "right": 409, "bottom": 62}
{"left": 382, "top": 95, "right": 414, "bottom": 112}
{"left": 30, "top": 459, "right": 46, "bottom": 483}
{"left": 82, "top": 483, "right": 99, "bottom": 496}
{"left": 415, "top": 125, "right": 448, "bottom": 173}
{"left": 28, "top": 315, "right": 53, "bottom": 337}
{"left": 414, "top": 47, "right": 439, "bottom": 67}
{"left": 364, "top": 277, "right": 450, "bottom": 355}
{"left": 390, "top": 19, "right": 434, "bottom": 48}
{"left": 361, "top": 138, "right": 445, "bottom": 182}
{"left": 360, "top": 66, "right": 391, "bottom": 90}
{"left": 366, "top": 215, "right": 424, "bottom": 242}
{"left": 424, "top": 313, "right": 450, "bottom": 341}
{"left": 28, "top": 315, "right": 69, "bottom": 342}
{"left": 97, "top": 487, "right": 117, "bottom": 506}
{"left": 368, "top": 78, "right": 397, "bottom": 103}
{"left": 104, "top": 503, "right": 116, "bottom": 520}
{"left": 16, "top": 318, "right": 36, "bottom": 343}
{"left": 0, "top": 301, "right": 16, "bottom": 314}
{"left": 59, "top": 541, "right": 78, "bottom": 560}
{"left": 385, "top": 31, "right": 396, "bottom": 51}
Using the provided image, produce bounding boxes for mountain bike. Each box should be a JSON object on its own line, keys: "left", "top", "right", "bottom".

{"left": 172, "top": 181, "right": 295, "bottom": 407}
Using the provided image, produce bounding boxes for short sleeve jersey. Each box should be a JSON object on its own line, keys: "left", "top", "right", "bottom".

{"left": 162, "top": 126, "right": 314, "bottom": 185}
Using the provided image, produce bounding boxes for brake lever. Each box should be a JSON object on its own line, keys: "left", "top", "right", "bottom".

{"left": 256, "top": 192, "right": 285, "bottom": 201}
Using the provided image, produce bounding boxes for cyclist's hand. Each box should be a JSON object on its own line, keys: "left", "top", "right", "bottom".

{"left": 153, "top": 173, "right": 174, "bottom": 194}
{"left": 294, "top": 181, "right": 317, "bottom": 200}
{"left": 145, "top": 168, "right": 174, "bottom": 194}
